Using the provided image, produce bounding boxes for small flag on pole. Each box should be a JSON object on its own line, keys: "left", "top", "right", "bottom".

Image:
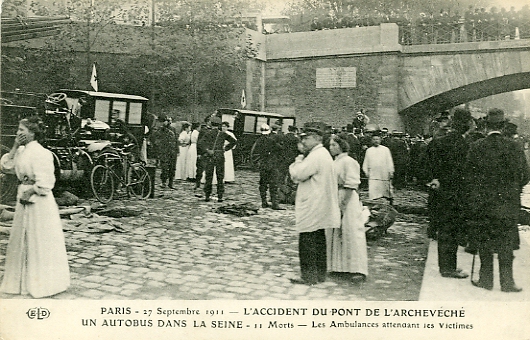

{"left": 241, "top": 89, "right": 246, "bottom": 108}
{"left": 90, "top": 63, "right": 98, "bottom": 91}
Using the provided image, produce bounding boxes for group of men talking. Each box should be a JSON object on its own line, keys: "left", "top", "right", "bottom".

{"left": 425, "top": 107, "right": 529, "bottom": 293}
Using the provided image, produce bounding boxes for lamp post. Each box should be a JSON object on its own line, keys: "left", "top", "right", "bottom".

{"left": 86, "top": 0, "right": 93, "bottom": 87}
{"left": 150, "top": 0, "right": 156, "bottom": 112}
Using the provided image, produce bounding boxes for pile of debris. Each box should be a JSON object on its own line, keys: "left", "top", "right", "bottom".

{"left": 0, "top": 190, "right": 141, "bottom": 234}
{"left": 216, "top": 203, "right": 259, "bottom": 217}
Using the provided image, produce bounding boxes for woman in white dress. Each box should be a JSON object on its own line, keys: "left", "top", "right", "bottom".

{"left": 175, "top": 122, "right": 191, "bottom": 180}
{"left": 186, "top": 123, "right": 200, "bottom": 181}
{"left": 0, "top": 116, "right": 70, "bottom": 298}
{"left": 326, "top": 134, "right": 368, "bottom": 282}
{"left": 221, "top": 121, "right": 237, "bottom": 183}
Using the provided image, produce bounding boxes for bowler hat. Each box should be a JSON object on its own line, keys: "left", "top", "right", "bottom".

{"left": 452, "top": 107, "right": 472, "bottom": 124}
{"left": 486, "top": 108, "right": 505, "bottom": 123}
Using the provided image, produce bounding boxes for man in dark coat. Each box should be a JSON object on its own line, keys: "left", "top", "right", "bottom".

{"left": 278, "top": 125, "right": 300, "bottom": 205}
{"left": 196, "top": 116, "right": 236, "bottom": 202}
{"left": 339, "top": 124, "right": 362, "bottom": 162}
{"left": 425, "top": 108, "right": 476, "bottom": 279}
{"left": 253, "top": 123, "right": 285, "bottom": 210}
{"left": 282, "top": 125, "right": 300, "bottom": 166}
{"left": 383, "top": 131, "right": 410, "bottom": 189}
{"left": 194, "top": 116, "right": 212, "bottom": 191}
{"left": 152, "top": 115, "right": 178, "bottom": 188}
{"left": 465, "top": 108, "right": 530, "bottom": 292}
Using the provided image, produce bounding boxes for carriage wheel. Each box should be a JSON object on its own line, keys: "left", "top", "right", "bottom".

{"left": 91, "top": 165, "right": 115, "bottom": 203}
{"left": 249, "top": 140, "right": 262, "bottom": 170}
{"left": 127, "top": 164, "right": 151, "bottom": 199}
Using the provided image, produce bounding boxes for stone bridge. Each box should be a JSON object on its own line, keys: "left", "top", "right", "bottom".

{"left": 245, "top": 24, "right": 530, "bottom": 133}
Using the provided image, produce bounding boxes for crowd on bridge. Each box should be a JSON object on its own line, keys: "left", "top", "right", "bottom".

{"left": 309, "top": 5, "right": 530, "bottom": 45}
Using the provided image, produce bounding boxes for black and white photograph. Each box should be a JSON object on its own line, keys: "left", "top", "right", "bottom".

{"left": 1, "top": 0, "right": 529, "bottom": 338}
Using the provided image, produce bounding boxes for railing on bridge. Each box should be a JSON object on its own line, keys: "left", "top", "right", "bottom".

{"left": 399, "top": 20, "right": 527, "bottom": 45}
{"left": 308, "top": 10, "right": 530, "bottom": 46}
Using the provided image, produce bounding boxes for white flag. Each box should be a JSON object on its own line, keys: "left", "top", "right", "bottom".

{"left": 241, "top": 89, "right": 246, "bottom": 108}
{"left": 90, "top": 63, "right": 98, "bottom": 92}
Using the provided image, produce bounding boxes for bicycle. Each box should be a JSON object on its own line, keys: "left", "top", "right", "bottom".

{"left": 90, "top": 144, "right": 151, "bottom": 203}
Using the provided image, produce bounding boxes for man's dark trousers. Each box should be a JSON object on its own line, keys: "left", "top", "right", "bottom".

{"left": 259, "top": 167, "right": 280, "bottom": 207}
{"left": 203, "top": 153, "right": 225, "bottom": 199}
{"left": 299, "top": 229, "right": 327, "bottom": 284}
{"left": 194, "top": 155, "right": 205, "bottom": 188}
{"left": 159, "top": 155, "right": 176, "bottom": 186}
{"left": 437, "top": 220, "right": 459, "bottom": 274}
{"left": 478, "top": 243, "right": 515, "bottom": 289}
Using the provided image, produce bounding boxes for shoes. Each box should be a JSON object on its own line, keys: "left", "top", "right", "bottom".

{"left": 168, "top": 184, "right": 174, "bottom": 189}
{"left": 271, "top": 205, "right": 285, "bottom": 210}
{"left": 501, "top": 285, "right": 522, "bottom": 293}
{"left": 204, "top": 197, "right": 211, "bottom": 202}
{"left": 262, "top": 202, "right": 270, "bottom": 208}
{"left": 471, "top": 280, "right": 493, "bottom": 291}
{"left": 290, "top": 278, "right": 317, "bottom": 286}
{"left": 161, "top": 183, "right": 166, "bottom": 188}
{"left": 217, "top": 198, "right": 224, "bottom": 202}
{"left": 441, "top": 270, "right": 469, "bottom": 279}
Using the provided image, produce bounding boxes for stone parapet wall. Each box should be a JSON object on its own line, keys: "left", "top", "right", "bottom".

{"left": 266, "top": 23, "right": 401, "bottom": 60}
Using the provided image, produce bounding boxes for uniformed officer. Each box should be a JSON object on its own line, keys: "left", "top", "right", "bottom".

{"left": 253, "top": 123, "right": 285, "bottom": 210}
{"left": 196, "top": 116, "right": 236, "bottom": 202}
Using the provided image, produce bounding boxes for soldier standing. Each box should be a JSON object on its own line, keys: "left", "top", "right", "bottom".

{"left": 196, "top": 116, "right": 236, "bottom": 202}
{"left": 152, "top": 116, "right": 178, "bottom": 188}
{"left": 253, "top": 124, "right": 285, "bottom": 210}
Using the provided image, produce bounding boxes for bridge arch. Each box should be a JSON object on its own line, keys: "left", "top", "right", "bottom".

{"left": 400, "top": 72, "right": 530, "bottom": 116}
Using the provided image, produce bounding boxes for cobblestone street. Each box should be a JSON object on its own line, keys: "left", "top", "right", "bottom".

{"left": 0, "top": 169, "right": 430, "bottom": 301}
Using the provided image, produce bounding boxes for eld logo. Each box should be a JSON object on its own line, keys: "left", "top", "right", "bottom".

{"left": 26, "top": 308, "right": 50, "bottom": 320}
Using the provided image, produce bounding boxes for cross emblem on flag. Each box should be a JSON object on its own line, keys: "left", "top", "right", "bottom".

{"left": 90, "top": 63, "right": 98, "bottom": 92}
{"left": 241, "top": 89, "right": 246, "bottom": 108}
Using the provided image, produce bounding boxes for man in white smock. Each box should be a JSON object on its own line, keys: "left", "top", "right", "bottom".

{"left": 289, "top": 125, "right": 340, "bottom": 285}
{"left": 362, "top": 133, "right": 394, "bottom": 201}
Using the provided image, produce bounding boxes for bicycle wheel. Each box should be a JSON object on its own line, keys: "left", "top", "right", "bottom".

{"left": 127, "top": 164, "right": 151, "bottom": 199}
{"left": 91, "top": 165, "right": 115, "bottom": 203}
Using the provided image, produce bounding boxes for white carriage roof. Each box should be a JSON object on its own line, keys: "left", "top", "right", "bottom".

{"left": 218, "top": 108, "right": 294, "bottom": 118}
{"left": 58, "top": 89, "right": 148, "bottom": 101}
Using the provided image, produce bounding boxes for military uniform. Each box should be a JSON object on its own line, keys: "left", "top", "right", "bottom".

{"left": 196, "top": 118, "right": 236, "bottom": 202}
{"left": 253, "top": 124, "right": 284, "bottom": 209}
{"left": 152, "top": 119, "right": 178, "bottom": 188}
